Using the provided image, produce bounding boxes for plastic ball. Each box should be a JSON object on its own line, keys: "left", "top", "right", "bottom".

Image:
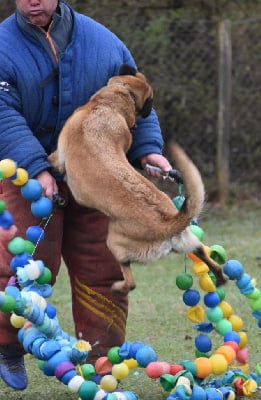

{"left": 249, "top": 295, "right": 261, "bottom": 311}
{"left": 0, "top": 210, "right": 14, "bottom": 229}
{"left": 195, "top": 334, "right": 212, "bottom": 353}
{"left": 224, "top": 331, "right": 240, "bottom": 344}
{"left": 236, "top": 347, "right": 249, "bottom": 364}
{"left": 206, "top": 306, "right": 223, "bottom": 323}
{"left": 216, "top": 319, "right": 233, "bottom": 336}
{"left": 198, "top": 273, "right": 216, "bottom": 292}
{"left": 36, "top": 267, "right": 52, "bottom": 284}
{"left": 194, "top": 357, "right": 212, "bottom": 379}
{"left": 0, "top": 295, "right": 16, "bottom": 312}
{"left": 112, "top": 362, "right": 129, "bottom": 380}
{"left": 204, "top": 292, "right": 220, "bottom": 308}
{"left": 228, "top": 314, "right": 243, "bottom": 331}
{"left": 190, "top": 385, "right": 207, "bottom": 399}
{"left": 77, "top": 380, "right": 98, "bottom": 400}
{"left": 205, "top": 388, "right": 223, "bottom": 399}
{"left": 45, "top": 304, "right": 57, "bottom": 318}
{"left": 11, "top": 168, "right": 28, "bottom": 186}
{"left": 0, "top": 200, "right": 6, "bottom": 213}
{"left": 189, "top": 225, "right": 204, "bottom": 241}
{"left": 80, "top": 363, "right": 96, "bottom": 380}
{"left": 7, "top": 237, "right": 25, "bottom": 255}
{"left": 10, "top": 313, "right": 26, "bottom": 329}
{"left": 107, "top": 346, "right": 123, "bottom": 364}
{"left": 223, "top": 260, "right": 244, "bottom": 280}
{"left": 0, "top": 159, "right": 17, "bottom": 178}
{"left": 26, "top": 226, "right": 45, "bottom": 243}
{"left": 182, "top": 289, "right": 200, "bottom": 306}
{"left": 216, "top": 345, "right": 236, "bottom": 364}
{"left": 123, "top": 358, "right": 138, "bottom": 369}
{"left": 95, "top": 357, "right": 113, "bottom": 375}
{"left": 236, "top": 273, "right": 251, "bottom": 289}
{"left": 100, "top": 375, "right": 118, "bottom": 392}
{"left": 20, "top": 178, "right": 43, "bottom": 201}
{"left": 192, "top": 261, "right": 209, "bottom": 276}
{"left": 146, "top": 361, "right": 170, "bottom": 379}
{"left": 187, "top": 305, "right": 205, "bottom": 323}
{"left": 238, "top": 331, "right": 248, "bottom": 348}
{"left": 210, "top": 245, "right": 227, "bottom": 264}
{"left": 209, "top": 354, "right": 228, "bottom": 374}
{"left": 176, "top": 273, "right": 193, "bottom": 290}
{"left": 135, "top": 345, "right": 157, "bottom": 367}
{"left": 31, "top": 196, "right": 53, "bottom": 218}
{"left": 216, "top": 286, "right": 226, "bottom": 301}
{"left": 219, "top": 300, "right": 234, "bottom": 318}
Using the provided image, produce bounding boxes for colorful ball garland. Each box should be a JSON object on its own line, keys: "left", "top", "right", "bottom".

{"left": 0, "top": 159, "right": 261, "bottom": 399}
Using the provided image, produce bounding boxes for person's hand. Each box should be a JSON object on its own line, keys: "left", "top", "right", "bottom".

{"left": 35, "top": 170, "right": 58, "bottom": 200}
{"left": 140, "top": 153, "right": 172, "bottom": 178}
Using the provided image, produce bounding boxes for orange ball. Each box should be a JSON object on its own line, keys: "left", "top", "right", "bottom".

{"left": 216, "top": 345, "right": 236, "bottom": 364}
{"left": 194, "top": 357, "right": 212, "bottom": 378}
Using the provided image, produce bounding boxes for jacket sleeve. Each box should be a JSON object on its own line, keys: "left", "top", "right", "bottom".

{"left": 0, "top": 81, "right": 51, "bottom": 178}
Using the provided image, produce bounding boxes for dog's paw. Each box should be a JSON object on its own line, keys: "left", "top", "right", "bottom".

{"left": 111, "top": 280, "right": 136, "bottom": 296}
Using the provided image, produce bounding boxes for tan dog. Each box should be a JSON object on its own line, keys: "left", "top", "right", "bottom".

{"left": 49, "top": 64, "right": 227, "bottom": 295}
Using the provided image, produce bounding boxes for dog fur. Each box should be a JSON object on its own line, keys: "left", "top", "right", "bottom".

{"left": 49, "top": 64, "right": 227, "bottom": 295}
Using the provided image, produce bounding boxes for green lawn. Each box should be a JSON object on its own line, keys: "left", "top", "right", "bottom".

{"left": 1, "top": 201, "right": 261, "bottom": 399}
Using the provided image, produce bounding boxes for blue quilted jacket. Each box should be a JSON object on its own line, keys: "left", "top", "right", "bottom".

{"left": 0, "top": 2, "right": 163, "bottom": 178}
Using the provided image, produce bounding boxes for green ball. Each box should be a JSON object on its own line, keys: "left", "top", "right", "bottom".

{"left": 216, "top": 287, "right": 226, "bottom": 302}
{"left": 176, "top": 273, "right": 193, "bottom": 290}
{"left": 107, "top": 346, "right": 123, "bottom": 364}
{"left": 180, "top": 360, "right": 197, "bottom": 376}
{"left": 77, "top": 381, "right": 98, "bottom": 400}
{"left": 0, "top": 295, "right": 16, "bottom": 313}
{"left": 210, "top": 245, "right": 227, "bottom": 265}
{"left": 216, "top": 319, "right": 233, "bottom": 335}
{"left": 36, "top": 267, "right": 52, "bottom": 284}
{"left": 160, "top": 374, "right": 175, "bottom": 391}
{"left": 23, "top": 240, "right": 35, "bottom": 255}
{"left": 206, "top": 306, "right": 223, "bottom": 323}
{"left": 189, "top": 225, "right": 204, "bottom": 241}
{"left": 195, "top": 349, "right": 210, "bottom": 358}
{"left": 7, "top": 237, "right": 25, "bottom": 255}
{"left": 81, "top": 363, "right": 96, "bottom": 379}
{"left": 0, "top": 200, "right": 6, "bottom": 213}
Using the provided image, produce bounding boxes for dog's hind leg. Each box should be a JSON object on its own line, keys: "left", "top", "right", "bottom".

{"left": 193, "top": 245, "right": 228, "bottom": 287}
{"left": 111, "top": 261, "right": 136, "bottom": 296}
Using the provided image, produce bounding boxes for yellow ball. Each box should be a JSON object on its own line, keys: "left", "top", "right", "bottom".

{"left": 10, "top": 313, "right": 26, "bottom": 329}
{"left": 199, "top": 273, "right": 216, "bottom": 292}
{"left": 209, "top": 354, "right": 228, "bottom": 374}
{"left": 99, "top": 374, "right": 118, "bottom": 392}
{"left": 0, "top": 159, "right": 17, "bottom": 178}
{"left": 112, "top": 363, "right": 129, "bottom": 380}
{"left": 124, "top": 358, "right": 138, "bottom": 369}
{"left": 11, "top": 168, "right": 29, "bottom": 186}
{"left": 219, "top": 301, "right": 234, "bottom": 318}
{"left": 228, "top": 314, "right": 243, "bottom": 332}
{"left": 238, "top": 331, "right": 248, "bottom": 348}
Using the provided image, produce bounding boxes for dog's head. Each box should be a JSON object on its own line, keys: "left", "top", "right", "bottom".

{"left": 108, "top": 64, "right": 153, "bottom": 119}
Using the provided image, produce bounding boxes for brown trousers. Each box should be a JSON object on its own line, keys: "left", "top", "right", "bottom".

{"left": 0, "top": 180, "right": 128, "bottom": 360}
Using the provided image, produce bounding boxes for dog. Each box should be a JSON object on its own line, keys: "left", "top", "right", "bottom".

{"left": 49, "top": 64, "right": 227, "bottom": 295}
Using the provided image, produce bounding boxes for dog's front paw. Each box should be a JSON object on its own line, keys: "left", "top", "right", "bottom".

{"left": 111, "top": 280, "right": 136, "bottom": 296}
{"left": 215, "top": 272, "right": 229, "bottom": 287}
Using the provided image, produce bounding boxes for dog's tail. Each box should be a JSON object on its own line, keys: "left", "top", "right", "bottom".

{"left": 168, "top": 141, "right": 205, "bottom": 229}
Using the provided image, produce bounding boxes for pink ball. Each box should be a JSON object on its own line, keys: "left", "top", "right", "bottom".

{"left": 146, "top": 361, "right": 170, "bottom": 379}
{"left": 236, "top": 347, "right": 249, "bottom": 363}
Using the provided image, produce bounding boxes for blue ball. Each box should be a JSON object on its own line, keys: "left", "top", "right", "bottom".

{"left": 0, "top": 210, "right": 14, "bottom": 229}
{"left": 190, "top": 386, "right": 207, "bottom": 399}
{"left": 223, "top": 331, "right": 240, "bottom": 344}
{"left": 135, "top": 345, "right": 157, "bottom": 367}
{"left": 26, "top": 226, "right": 45, "bottom": 243}
{"left": 123, "top": 391, "right": 138, "bottom": 400}
{"left": 21, "top": 179, "right": 43, "bottom": 201}
{"left": 45, "top": 304, "right": 57, "bottom": 319}
{"left": 258, "top": 318, "right": 261, "bottom": 328}
{"left": 236, "top": 273, "right": 251, "bottom": 289}
{"left": 10, "top": 253, "right": 33, "bottom": 273}
{"left": 223, "top": 260, "right": 244, "bottom": 280}
{"left": 194, "top": 334, "right": 212, "bottom": 353}
{"left": 205, "top": 388, "right": 223, "bottom": 399}
{"left": 31, "top": 197, "right": 53, "bottom": 218}
{"left": 204, "top": 292, "right": 220, "bottom": 308}
{"left": 183, "top": 289, "right": 200, "bottom": 306}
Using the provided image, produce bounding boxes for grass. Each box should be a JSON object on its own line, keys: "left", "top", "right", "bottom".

{"left": 1, "top": 201, "right": 261, "bottom": 399}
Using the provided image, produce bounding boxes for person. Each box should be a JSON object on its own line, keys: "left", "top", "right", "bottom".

{"left": 0, "top": 0, "right": 172, "bottom": 391}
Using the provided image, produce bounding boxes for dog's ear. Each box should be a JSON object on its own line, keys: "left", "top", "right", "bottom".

{"left": 119, "top": 64, "right": 137, "bottom": 76}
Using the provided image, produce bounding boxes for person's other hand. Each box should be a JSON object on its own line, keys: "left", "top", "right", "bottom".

{"left": 35, "top": 170, "right": 58, "bottom": 200}
{"left": 140, "top": 153, "right": 172, "bottom": 178}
